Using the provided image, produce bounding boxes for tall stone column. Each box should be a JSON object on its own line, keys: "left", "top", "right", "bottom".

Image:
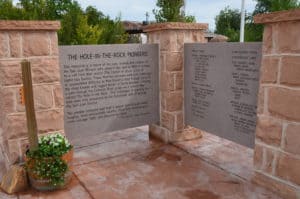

{"left": 0, "top": 21, "right": 63, "bottom": 169}
{"left": 253, "top": 9, "right": 300, "bottom": 199}
{"left": 144, "top": 22, "right": 208, "bottom": 143}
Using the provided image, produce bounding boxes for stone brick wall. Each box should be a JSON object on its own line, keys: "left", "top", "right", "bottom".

{"left": 144, "top": 22, "right": 208, "bottom": 143}
{"left": 0, "top": 21, "right": 63, "bottom": 169}
{"left": 253, "top": 9, "right": 300, "bottom": 199}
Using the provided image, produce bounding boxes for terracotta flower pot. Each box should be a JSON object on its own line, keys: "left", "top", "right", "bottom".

{"left": 25, "top": 149, "right": 74, "bottom": 191}
{"left": 62, "top": 148, "right": 74, "bottom": 163}
{"left": 28, "top": 170, "right": 72, "bottom": 191}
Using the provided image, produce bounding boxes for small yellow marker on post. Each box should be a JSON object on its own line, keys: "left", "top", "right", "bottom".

{"left": 19, "top": 86, "right": 25, "bottom": 105}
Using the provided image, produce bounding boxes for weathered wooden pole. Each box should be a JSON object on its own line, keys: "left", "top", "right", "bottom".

{"left": 21, "top": 60, "right": 38, "bottom": 151}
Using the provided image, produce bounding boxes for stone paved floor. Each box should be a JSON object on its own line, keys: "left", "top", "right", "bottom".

{"left": 0, "top": 126, "right": 282, "bottom": 199}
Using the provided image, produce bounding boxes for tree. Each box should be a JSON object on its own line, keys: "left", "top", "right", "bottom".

{"left": 0, "top": 0, "right": 23, "bottom": 19}
{"left": 58, "top": 1, "right": 85, "bottom": 45}
{"left": 85, "top": 6, "right": 104, "bottom": 26}
{"left": 248, "top": 0, "right": 300, "bottom": 41}
{"left": 97, "top": 16, "right": 128, "bottom": 44}
{"left": 153, "top": 0, "right": 195, "bottom": 22}
{"left": 0, "top": 0, "right": 129, "bottom": 45}
{"left": 215, "top": 1, "right": 300, "bottom": 42}
{"left": 215, "top": 7, "right": 241, "bottom": 42}
{"left": 254, "top": 0, "right": 300, "bottom": 14}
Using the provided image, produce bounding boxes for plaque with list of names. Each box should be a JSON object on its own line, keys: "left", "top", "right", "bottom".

{"left": 184, "top": 43, "right": 262, "bottom": 148}
{"left": 59, "top": 44, "right": 159, "bottom": 146}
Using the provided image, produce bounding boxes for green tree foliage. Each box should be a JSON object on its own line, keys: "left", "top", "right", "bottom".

{"left": 0, "top": 0, "right": 23, "bottom": 19}
{"left": 215, "top": 1, "right": 300, "bottom": 42}
{"left": 85, "top": 6, "right": 104, "bottom": 26}
{"left": 153, "top": 0, "right": 195, "bottom": 22}
{"left": 254, "top": 0, "right": 300, "bottom": 14}
{"left": 249, "top": 0, "right": 300, "bottom": 41}
{"left": 97, "top": 16, "right": 128, "bottom": 44}
{"left": 215, "top": 7, "right": 241, "bottom": 42}
{"left": 0, "top": 0, "right": 128, "bottom": 45}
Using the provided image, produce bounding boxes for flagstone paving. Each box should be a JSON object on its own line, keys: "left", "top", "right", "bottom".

{"left": 1, "top": 126, "right": 282, "bottom": 199}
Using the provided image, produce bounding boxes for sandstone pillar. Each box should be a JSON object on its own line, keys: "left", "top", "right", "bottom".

{"left": 253, "top": 9, "right": 300, "bottom": 199}
{"left": 144, "top": 23, "right": 208, "bottom": 143}
{"left": 0, "top": 21, "right": 63, "bottom": 169}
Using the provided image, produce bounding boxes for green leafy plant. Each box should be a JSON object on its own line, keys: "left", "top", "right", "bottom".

{"left": 26, "top": 133, "right": 73, "bottom": 186}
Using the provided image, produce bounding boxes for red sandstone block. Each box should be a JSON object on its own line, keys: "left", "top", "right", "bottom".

{"left": 161, "top": 72, "right": 175, "bottom": 91}
{"left": 255, "top": 116, "right": 282, "bottom": 146}
{"left": 280, "top": 56, "right": 300, "bottom": 87}
{"left": 284, "top": 124, "right": 300, "bottom": 156}
{"left": 175, "top": 72, "right": 183, "bottom": 90}
{"left": 268, "top": 87, "right": 300, "bottom": 122}
{"left": 0, "top": 21, "right": 60, "bottom": 31}
{"left": 262, "top": 25, "right": 273, "bottom": 54}
{"left": 276, "top": 152, "right": 300, "bottom": 186}
{"left": 257, "top": 86, "right": 264, "bottom": 114}
{"left": 23, "top": 32, "right": 50, "bottom": 56}
{"left": 161, "top": 111, "right": 175, "bottom": 132}
{"left": 166, "top": 52, "right": 183, "bottom": 71}
{"left": 191, "top": 30, "right": 204, "bottom": 42}
{"left": 277, "top": 21, "right": 300, "bottom": 54}
{"left": 264, "top": 147, "right": 275, "bottom": 174}
{"left": 16, "top": 85, "right": 53, "bottom": 112}
{"left": 4, "top": 113, "right": 27, "bottom": 140}
{"left": 253, "top": 172, "right": 299, "bottom": 199}
{"left": 254, "top": 9, "right": 300, "bottom": 24}
{"left": 260, "top": 56, "right": 279, "bottom": 83}
{"left": 36, "top": 109, "right": 64, "bottom": 134}
{"left": 159, "top": 30, "right": 177, "bottom": 52}
{"left": 30, "top": 57, "right": 60, "bottom": 83}
{"left": 254, "top": 144, "right": 275, "bottom": 174}
{"left": 176, "top": 30, "right": 185, "bottom": 52}
{"left": 0, "top": 61, "right": 22, "bottom": 86}
{"left": 160, "top": 53, "right": 166, "bottom": 72}
{"left": 176, "top": 112, "right": 184, "bottom": 131}
{"left": 0, "top": 32, "right": 9, "bottom": 58}
{"left": 163, "top": 91, "right": 183, "bottom": 112}
{"left": 254, "top": 144, "right": 263, "bottom": 170}
{"left": 53, "top": 85, "right": 64, "bottom": 108}
{"left": 49, "top": 32, "right": 58, "bottom": 56}
{"left": 2, "top": 88, "right": 16, "bottom": 115}
{"left": 9, "top": 32, "right": 21, "bottom": 57}
{"left": 0, "top": 88, "right": 16, "bottom": 128}
{"left": 33, "top": 85, "right": 53, "bottom": 110}
{"left": 161, "top": 72, "right": 183, "bottom": 92}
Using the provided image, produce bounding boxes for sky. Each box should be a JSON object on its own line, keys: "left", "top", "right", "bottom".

{"left": 76, "top": 0, "right": 257, "bottom": 31}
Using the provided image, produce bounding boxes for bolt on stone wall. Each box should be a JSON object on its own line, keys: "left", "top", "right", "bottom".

{"left": 254, "top": 9, "right": 300, "bottom": 199}
{"left": 0, "top": 21, "right": 63, "bottom": 169}
{"left": 144, "top": 22, "right": 208, "bottom": 143}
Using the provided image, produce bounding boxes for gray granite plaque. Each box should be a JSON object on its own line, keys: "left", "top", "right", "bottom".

{"left": 59, "top": 44, "right": 159, "bottom": 146}
{"left": 184, "top": 43, "right": 262, "bottom": 148}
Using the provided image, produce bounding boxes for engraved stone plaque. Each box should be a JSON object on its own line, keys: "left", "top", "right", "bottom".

{"left": 59, "top": 44, "right": 159, "bottom": 146}
{"left": 184, "top": 43, "right": 262, "bottom": 148}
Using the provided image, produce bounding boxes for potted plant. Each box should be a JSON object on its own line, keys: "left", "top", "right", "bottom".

{"left": 25, "top": 133, "right": 73, "bottom": 191}
{"left": 21, "top": 60, "right": 74, "bottom": 191}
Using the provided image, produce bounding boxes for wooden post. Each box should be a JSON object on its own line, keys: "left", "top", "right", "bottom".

{"left": 21, "top": 60, "right": 38, "bottom": 151}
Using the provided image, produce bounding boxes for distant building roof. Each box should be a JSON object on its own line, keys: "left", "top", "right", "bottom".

{"left": 122, "top": 21, "right": 144, "bottom": 34}
{"left": 205, "top": 32, "right": 228, "bottom": 42}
